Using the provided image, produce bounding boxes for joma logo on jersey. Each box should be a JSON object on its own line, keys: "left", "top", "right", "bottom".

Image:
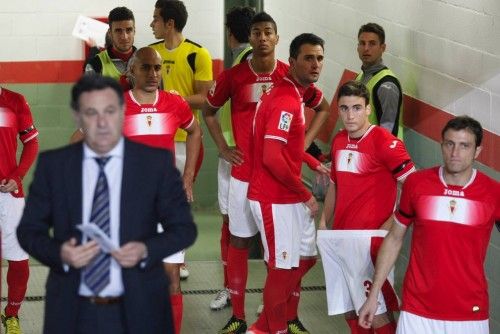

{"left": 141, "top": 107, "right": 158, "bottom": 113}
{"left": 256, "top": 76, "right": 272, "bottom": 82}
{"left": 443, "top": 189, "right": 464, "bottom": 197}
{"left": 346, "top": 143, "right": 358, "bottom": 149}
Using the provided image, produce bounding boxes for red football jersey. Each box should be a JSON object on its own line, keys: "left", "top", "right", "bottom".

{"left": 207, "top": 60, "right": 322, "bottom": 182}
{"left": 123, "top": 90, "right": 194, "bottom": 153}
{"left": 330, "top": 126, "right": 414, "bottom": 229}
{"left": 247, "top": 76, "right": 312, "bottom": 203}
{"left": 0, "top": 88, "right": 38, "bottom": 197}
{"left": 395, "top": 167, "right": 500, "bottom": 321}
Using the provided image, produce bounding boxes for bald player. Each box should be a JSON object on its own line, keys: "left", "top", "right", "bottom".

{"left": 123, "top": 47, "right": 201, "bottom": 334}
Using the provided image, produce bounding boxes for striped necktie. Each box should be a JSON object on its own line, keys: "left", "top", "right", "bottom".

{"left": 83, "top": 156, "right": 111, "bottom": 295}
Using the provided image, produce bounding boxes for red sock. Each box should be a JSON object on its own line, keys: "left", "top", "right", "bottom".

{"left": 6, "top": 260, "right": 29, "bottom": 317}
{"left": 220, "top": 221, "right": 230, "bottom": 287}
{"left": 263, "top": 268, "right": 292, "bottom": 333}
{"left": 170, "top": 293, "right": 183, "bottom": 334}
{"left": 227, "top": 244, "right": 249, "bottom": 320}
{"left": 253, "top": 311, "right": 269, "bottom": 332}
{"left": 287, "top": 258, "right": 316, "bottom": 321}
{"left": 346, "top": 318, "right": 374, "bottom": 334}
{"left": 375, "top": 322, "right": 396, "bottom": 334}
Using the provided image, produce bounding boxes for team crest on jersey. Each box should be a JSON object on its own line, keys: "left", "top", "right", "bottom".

{"left": 449, "top": 199, "right": 457, "bottom": 215}
{"left": 209, "top": 82, "right": 216, "bottom": 97}
{"left": 146, "top": 115, "right": 153, "bottom": 127}
{"left": 347, "top": 152, "right": 353, "bottom": 164}
{"left": 278, "top": 111, "right": 293, "bottom": 132}
{"left": 282, "top": 251, "right": 287, "bottom": 260}
{"left": 261, "top": 84, "right": 269, "bottom": 95}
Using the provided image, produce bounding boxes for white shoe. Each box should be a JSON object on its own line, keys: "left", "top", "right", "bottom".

{"left": 210, "top": 288, "right": 231, "bottom": 310}
{"left": 180, "top": 264, "right": 189, "bottom": 280}
{"left": 255, "top": 303, "right": 264, "bottom": 316}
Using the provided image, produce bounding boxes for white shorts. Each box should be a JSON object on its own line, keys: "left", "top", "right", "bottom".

{"left": 228, "top": 177, "right": 258, "bottom": 237}
{"left": 316, "top": 229, "right": 398, "bottom": 316}
{"left": 249, "top": 200, "right": 317, "bottom": 269}
{"left": 217, "top": 158, "right": 231, "bottom": 215}
{"left": 162, "top": 249, "right": 185, "bottom": 264}
{"left": 0, "top": 193, "right": 29, "bottom": 261}
{"left": 174, "top": 142, "right": 186, "bottom": 174}
{"left": 157, "top": 223, "right": 185, "bottom": 264}
{"left": 397, "top": 311, "right": 489, "bottom": 334}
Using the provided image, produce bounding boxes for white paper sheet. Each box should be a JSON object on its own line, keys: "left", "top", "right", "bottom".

{"left": 77, "top": 223, "right": 117, "bottom": 253}
{"left": 72, "top": 15, "right": 109, "bottom": 48}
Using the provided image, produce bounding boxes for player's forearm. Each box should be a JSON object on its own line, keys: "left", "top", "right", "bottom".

{"left": 184, "top": 125, "right": 202, "bottom": 178}
{"left": 186, "top": 81, "right": 213, "bottom": 110}
{"left": 12, "top": 137, "right": 39, "bottom": 180}
{"left": 303, "top": 152, "right": 320, "bottom": 171}
{"left": 320, "top": 183, "right": 336, "bottom": 228}
{"left": 305, "top": 98, "right": 330, "bottom": 148}
{"left": 263, "top": 141, "right": 310, "bottom": 201}
{"left": 370, "top": 220, "right": 405, "bottom": 293}
{"left": 203, "top": 111, "right": 230, "bottom": 153}
{"left": 184, "top": 94, "right": 209, "bottom": 110}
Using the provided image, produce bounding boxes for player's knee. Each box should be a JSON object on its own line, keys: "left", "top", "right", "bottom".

{"left": 229, "top": 234, "right": 252, "bottom": 248}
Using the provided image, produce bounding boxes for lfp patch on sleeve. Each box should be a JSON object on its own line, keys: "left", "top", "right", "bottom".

{"left": 278, "top": 111, "right": 293, "bottom": 132}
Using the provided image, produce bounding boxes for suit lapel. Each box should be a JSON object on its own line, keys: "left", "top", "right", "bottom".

{"left": 120, "top": 139, "right": 137, "bottom": 243}
{"left": 65, "top": 143, "right": 83, "bottom": 235}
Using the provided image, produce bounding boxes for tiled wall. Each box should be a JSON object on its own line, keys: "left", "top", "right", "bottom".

{"left": 264, "top": 0, "right": 499, "bottom": 331}
{"left": 0, "top": 0, "right": 224, "bottom": 208}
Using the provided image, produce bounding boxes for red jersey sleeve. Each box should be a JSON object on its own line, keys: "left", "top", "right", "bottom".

{"left": 303, "top": 152, "right": 320, "bottom": 170}
{"left": 174, "top": 95, "right": 195, "bottom": 130}
{"left": 378, "top": 133, "right": 414, "bottom": 181}
{"left": 206, "top": 69, "right": 231, "bottom": 108}
{"left": 16, "top": 94, "right": 38, "bottom": 143}
{"left": 495, "top": 183, "right": 500, "bottom": 221}
{"left": 263, "top": 100, "right": 296, "bottom": 143}
{"left": 329, "top": 137, "right": 338, "bottom": 184}
{"left": 303, "top": 84, "right": 323, "bottom": 109}
{"left": 394, "top": 173, "right": 417, "bottom": 226}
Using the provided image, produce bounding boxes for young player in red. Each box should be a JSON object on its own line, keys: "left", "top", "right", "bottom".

{"left": 203, "top": 13, "right": 329, "bottom": 334}
{"left": 359, "top": 116, "right": 500, "bottom": 334}
{"left": 209, "top": 5, "right": 255, "bottom": 312}
{"left": 0, "top": 87, "right": 39, "bottom": 333}
{"left": 246, "top": 33, "right": 326, "bottom": 334}
{"left": 317, "top": 81, "right": 415, "bottom": 334}
{"left": 124, "top": 47, "right": 201, "bottom": 334}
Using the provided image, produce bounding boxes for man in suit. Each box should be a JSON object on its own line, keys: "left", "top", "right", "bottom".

{"left": 17, "top": 74, "right": 197, "bottom": 334}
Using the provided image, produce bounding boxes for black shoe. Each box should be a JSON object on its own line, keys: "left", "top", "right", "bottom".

{"left": 288, "top": 317, "right": 310, "bottom": 334}
{"left": 218, "top": 315, "right": 247, "bottom": 334}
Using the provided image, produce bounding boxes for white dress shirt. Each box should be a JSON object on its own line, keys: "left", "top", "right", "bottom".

{"left": 79, "top": 138, "right": 124, "bottom": 297}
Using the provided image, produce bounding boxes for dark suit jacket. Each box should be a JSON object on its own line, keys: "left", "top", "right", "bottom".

{"left": 17, "top": 139, "right": 197, "bottom": 334}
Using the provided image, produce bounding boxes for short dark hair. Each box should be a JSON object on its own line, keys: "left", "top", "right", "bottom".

{"left": 71, "top": 75, "right": 124, "bottom": 111}
{"left": 337, "top": 80, "right": 370, "bottom": 105}
{"left": 441, "top": 116, "right": 483, "bottom": 147}
{"left": 108, "top": 6, "right": 135, "bottom": 27}
{"left": 250, "top": 12, "right": 277, "bottom": 34}
{"left": 226, "top": 6, "right": 255, "bottom": 43}
{"left": 155, "top": 0, "right": 188, "bottom": 32}
{"left": 358, "top": 22, "right": 385, "bottom": 44}
{"left": 289, "top": 33, "right": 324, "bottom": 59}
